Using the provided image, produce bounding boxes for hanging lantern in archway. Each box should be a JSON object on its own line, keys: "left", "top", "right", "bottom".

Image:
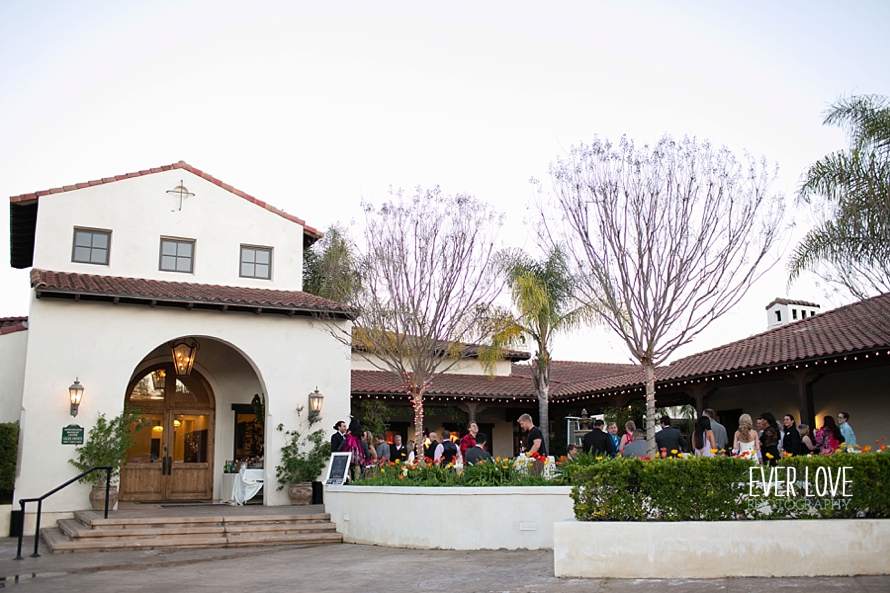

{"left": 170, "top": 338, "right": 200, "bottom": 376}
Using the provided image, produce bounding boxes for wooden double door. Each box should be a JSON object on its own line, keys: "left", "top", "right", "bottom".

{"left": 120, "top": 364, "right": 215, "bottom": 501}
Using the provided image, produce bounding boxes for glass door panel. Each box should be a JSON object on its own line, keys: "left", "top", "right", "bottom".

{"left": 173, "top": 414, "right": 210, "bottom": 463}
{"left": 126, "top": 413, "right": 165, "bottom": 463}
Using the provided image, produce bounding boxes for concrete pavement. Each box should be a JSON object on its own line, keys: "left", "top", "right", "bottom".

{"left": 1, "top": 538, "right": 888, "bottom": 592}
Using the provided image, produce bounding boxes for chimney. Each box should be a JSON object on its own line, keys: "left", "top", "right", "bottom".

{"left": 765, "top": 298, "right": 821, "bottom": 329}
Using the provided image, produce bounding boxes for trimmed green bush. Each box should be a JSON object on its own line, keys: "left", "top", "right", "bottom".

{"left": 570, "top": 453, "right": 890, "bottom": 521}
{"left": 0, "top": 422, "right": 18, "bottom": 503}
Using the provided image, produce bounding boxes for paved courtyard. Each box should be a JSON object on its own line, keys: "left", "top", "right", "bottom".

{"left": 1, "top": 538, "right": 889, "bottom": 593}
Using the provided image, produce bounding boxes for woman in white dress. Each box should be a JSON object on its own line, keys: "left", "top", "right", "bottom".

{"left": 733, "top": 413, "right": 761, "bottom": 463}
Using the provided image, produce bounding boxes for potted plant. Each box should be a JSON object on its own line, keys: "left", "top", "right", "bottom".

{"left": 69, "top": 407, "right": 145, "bottom": 511}
{"left": 275, "top": 407, "right": 329, "bottom": 505}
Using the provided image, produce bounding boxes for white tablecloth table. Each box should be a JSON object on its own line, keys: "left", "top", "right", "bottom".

{"left": 224, "top": 468, "right": 264, "bottom": 505}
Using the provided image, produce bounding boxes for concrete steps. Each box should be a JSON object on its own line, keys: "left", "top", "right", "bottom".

{"left": 42, "top": 509, "right": 342, "bottom": 553}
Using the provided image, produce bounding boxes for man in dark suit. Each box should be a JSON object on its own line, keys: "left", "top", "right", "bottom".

{"left": 655, "top": 415, "right": 686, "bottom": 457}
{"left": 331, "top": 420, "right": 347, "bottom": 452}
{"left": 464, "top": 432, "right": 493, "bottom": 465}
{"left": 390, "top": 434, "right": 408, "bottom": 462}
{"left": 582, "top": 419, "right": 616, "bottom": 457}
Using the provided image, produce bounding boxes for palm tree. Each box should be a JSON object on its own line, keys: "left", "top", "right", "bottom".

{"left": 498, "top": 247, "right": 597, "bottom": 447}
{"left": 303, "top": 224, "right": 363, "bottom": 303}
{"left": 789, "top": 94, "right": 890, "bottom": 299}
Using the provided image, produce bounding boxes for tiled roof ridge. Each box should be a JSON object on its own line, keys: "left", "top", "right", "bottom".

{"left": 667, "top": 292, "right": 890, "bottom": 368}
{"left": 0, "top": 316, "right": 28, "bottom": 335}
{"left": 765, "top": 297, "right": 821, "bottom": 309}
{"left": 30, "top": 268, "right": 353, "bottom": 314}
{"left": 9, "top": 161, "right": 322, "bottom": 240}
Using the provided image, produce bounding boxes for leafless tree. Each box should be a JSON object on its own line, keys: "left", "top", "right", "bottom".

{"left": 324, "top": 187, "right": 505, "bottom": 461}
{"left": 541, "top": 135, "right": 785, "bottom": 456}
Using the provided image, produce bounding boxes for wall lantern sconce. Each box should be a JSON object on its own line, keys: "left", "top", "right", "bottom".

{"left": 308, "top": 388, "right": 324, "bottom": 418}
{"left": 69, "top": 378, "right": 84, "bottom": 417}
{"left": 170, "top": 338, "right": 199, "bottom": 376}
{"left": 166, "top": 180, "right": 195, "bottom": 211}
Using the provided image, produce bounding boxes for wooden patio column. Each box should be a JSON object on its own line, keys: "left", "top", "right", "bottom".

{"left": 786, "top": 369, "right": 822, "bottom": 430}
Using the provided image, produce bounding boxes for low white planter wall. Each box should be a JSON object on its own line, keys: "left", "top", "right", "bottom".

{"left": 325, "top": 485, "right": 573, "bottom": 550}
{"left": 0, "top": 504, "right": 10, "bottom": 537}
{"left": 554, "top": 519, "right": 890, "bottom": 578}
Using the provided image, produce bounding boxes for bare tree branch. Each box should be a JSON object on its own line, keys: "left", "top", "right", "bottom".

{"left": 317, "top": 186, "right": 505, "bottom": 460}
{"left": 541, "top": 135, "right": 785, "bottom": 456}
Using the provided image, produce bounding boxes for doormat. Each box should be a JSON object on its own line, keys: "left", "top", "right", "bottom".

{"left": 155, "top": 503, "right": 231, "bottom": 508}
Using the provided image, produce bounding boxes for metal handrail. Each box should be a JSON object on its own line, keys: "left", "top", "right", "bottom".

{"left": 14, "top": 466, "right": 112, "bottom": 560}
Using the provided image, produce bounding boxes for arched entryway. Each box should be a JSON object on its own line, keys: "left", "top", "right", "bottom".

{"left": 120, "top": 364, "right": 215, "bottom": 501}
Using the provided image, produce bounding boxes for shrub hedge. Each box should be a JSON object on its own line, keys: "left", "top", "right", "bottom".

{"left": 0, "top": 422, "right": 19, "bottom": 504}
{"left": 570, "top": 453, "right": 890, "bottom": 521}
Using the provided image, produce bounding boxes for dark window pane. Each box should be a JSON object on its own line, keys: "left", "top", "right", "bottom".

{"left": 92, "top": 233, "right": 109, "bottom": 249}
{"left": 74, "top": 231, "right": 93, "bottom": 247}
{"left": 161, "top": 241, "right": 177, "bottom": 256}
{"left": 161, "top": 255, "right": 176, "bottom": 270}
{"left": 90, "top": 249, "right": 107, "bottom": 264}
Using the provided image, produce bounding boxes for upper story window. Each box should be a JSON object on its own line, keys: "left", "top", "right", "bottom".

{"left": 159, "top": 238, "right": 195, "bottom": 273}
{"left": 240, "top": 245, "right": 272, "bottom": 279}
{"left": 72, "top": 228, "right": 111, "bottom": 265}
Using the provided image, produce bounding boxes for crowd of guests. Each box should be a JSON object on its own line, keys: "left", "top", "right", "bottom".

{"left": 578, "top": 408, "right": 857, "bottom": 466}
{"left": 330, "top": 416, "right": 516, "bottom": 476}
{"left": 329, "top": 409, "right": 857, "bottom": 478}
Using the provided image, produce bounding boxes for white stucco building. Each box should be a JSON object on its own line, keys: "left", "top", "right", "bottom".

{"left": 4, "top": 161, "right": 353, "bottom": 522}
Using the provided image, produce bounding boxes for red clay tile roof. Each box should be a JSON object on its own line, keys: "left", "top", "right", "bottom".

{"left": 0, "top": 316, "right": 28, "bottom": 335}
{"left": 765, "top": 297, "right": 821, "bottom": 309}
{"left": 9, "top": 161, "right": 322, "bottom": 240}
{"left": 352, "top": 369, "right": 537, "bottom": 401}
{"left": 660, "top": 293, "right": 890, "bottom": 381}
{"left": 31, "top": 269, "right": 355, "bottom": 318}
{"left": 351, "top": 360, "right": 639, "bottom": 400}
{"left": 554, "top": 292, "right": 890, "bottom": 396}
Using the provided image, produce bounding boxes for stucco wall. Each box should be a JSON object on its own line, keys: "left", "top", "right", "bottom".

{"left": 30, "top": 169, "right": 305, "bottom": 290}
{"left": 16, "top": 295, "right": 351, "bottom": 513}
{"left": 325, "top": 485, "right": 573, "bottom": 550}
{"left": 0, "top": 329, "right": 27, "bottom": 423}
{"left": 554, "top": 519, "right": 890, "bottom": 578}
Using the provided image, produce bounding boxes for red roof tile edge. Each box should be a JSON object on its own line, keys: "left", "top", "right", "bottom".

{"left": 30, "top": 269, "right": 354, "bottom": 316}
{"left": 9, "top": 161, "right": 322, "bottom": 240}
{"left": 0, "top": 316, "right": 28, "bottom": 335}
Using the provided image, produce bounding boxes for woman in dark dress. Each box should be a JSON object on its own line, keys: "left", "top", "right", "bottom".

{"left": 758, "top": 412, "right": 781, "bottom": 466}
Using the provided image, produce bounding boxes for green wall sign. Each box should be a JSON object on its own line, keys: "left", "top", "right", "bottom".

{"left": 62, "top": 424, "right": 84, "bottom": 445}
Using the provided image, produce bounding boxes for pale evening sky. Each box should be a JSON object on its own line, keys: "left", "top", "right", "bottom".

{"left": 1, "top": 1, "right": 888, "bottom": 364}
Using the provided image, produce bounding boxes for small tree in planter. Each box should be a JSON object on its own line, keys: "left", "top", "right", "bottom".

{"left": 275, "top": 408, "right": 330, "bottom": 505}
{"left": 69, "top": 407, "right": 146, "bottom": 510}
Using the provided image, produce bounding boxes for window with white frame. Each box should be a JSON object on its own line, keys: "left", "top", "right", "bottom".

{"left": 240, "top": 245, "right": 272, "bottom": 279}
{"left": 72, "top": 228, "right": 111, "bottom": 265}
{"left": 159, "top": 238, "right": 195, "bottom": 273}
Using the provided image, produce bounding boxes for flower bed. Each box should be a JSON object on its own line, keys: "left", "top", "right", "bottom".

{"left": 353, "top": 454, "right": 555, "bottom": 487}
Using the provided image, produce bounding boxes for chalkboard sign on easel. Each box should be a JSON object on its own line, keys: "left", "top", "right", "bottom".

{"left": 325, "top": 452, "right": 352, "bottom": 485}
